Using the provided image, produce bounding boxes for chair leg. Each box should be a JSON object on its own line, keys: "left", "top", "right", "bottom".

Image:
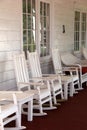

{"left": 61, "top": 91, "right": 64, "bottom": 99}
{"left": 15, "top": 107, "right": 26, "bottom": 129}
{"left": 69, "top": 82, "right": 74, "bottom": 97}
{"left": 0, "top": 118, "right": 4, "bottom": 130}
{"left": 16, "top": 109, "right": 21, "bottom": 128}
{"left": 33, "top": 98, "right": 47, "bottom": 116}
{"left": 52, "top": 91, "right": 57, "bottom": 105}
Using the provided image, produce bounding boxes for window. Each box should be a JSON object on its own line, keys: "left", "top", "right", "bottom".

{"left": 22, "top": 0, "right": 36, "bottom": 53}
{"left": 81, "top": 13, "right": 86, "bottom": 47}
{"left": 74, "top": 11, "right": 86, "bottom": 51}
{"left": 22, "top": 0, "right": 51, "bottom": 57}
{"left": 40, "top": 2, "right": 50, "bottom": 57}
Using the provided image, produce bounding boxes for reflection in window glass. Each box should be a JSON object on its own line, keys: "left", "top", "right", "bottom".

{"left": 32, "top": 0, "right": 35, "bottom": 14}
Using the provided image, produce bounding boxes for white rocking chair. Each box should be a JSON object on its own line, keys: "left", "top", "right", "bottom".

{"left": 51, "top": 49, "right": 80, "bottom": 98}
{"left": 61, "top": 52, "right": 87, "bottom": 89}
{"left": 27, "top": 51, "right": 64, "bottom": 104}
{"left": 0, "top": 93, "right": 25, "bottom": 130}
{"left": 13, "top": 53, "right": 55, "bottom": 116}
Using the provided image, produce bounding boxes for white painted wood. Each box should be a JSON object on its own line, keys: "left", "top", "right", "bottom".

{"left": 51, "top": 48, "right": 80, "bottom": 99}
{"left": 0, "top": 0, "right": 22, "bottom": 90}
{"left": 61, "top": 52, "right": 87, "bottom": 88}
{"left": 27, "top": 51, "right": 64, "bottom": 104}
{"left": 0, "top": 93, "right": 26, "bottom": 130}
{"left": 13, "top": 53, "right": 56, "bottom": 116}
{"left": 0, "top": 79, "right": 17, "bottom": 91}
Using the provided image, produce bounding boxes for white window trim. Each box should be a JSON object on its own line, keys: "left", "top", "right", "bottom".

{"left": 74, "top": 9, "right": 87, "bottom": 53}
{"left": 21, "top": 0, "right": 54, "bottom": 61}
{"left": 38, "top": 0, "right": 54, "bottom": 60}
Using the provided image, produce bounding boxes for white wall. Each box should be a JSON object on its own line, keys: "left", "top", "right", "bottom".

{"left": 53, "top": 0, "right": 87, "bottom": 53}
{"left": 0, "top": 0, "right": 22, "bottom": 90}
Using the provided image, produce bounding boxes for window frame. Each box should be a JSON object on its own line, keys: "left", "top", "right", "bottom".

{"left": 74, "top": 9, "right": 87, "bottom": 52}
{"left": 21, "top": 0, "right": 53, "bottom": 60}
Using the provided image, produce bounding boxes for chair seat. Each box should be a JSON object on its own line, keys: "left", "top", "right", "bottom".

{"left": 51, "top": 81, "right": 62, "bottom": 92}
{"left": 0, "top": 103, "right": 17, "bottom": 118}
{"left": 25, "top": 88, "right": 50, "bottom": 99}
{"left": 73, "top": 75, "right": 78, "bottom": 82}
{"left": 61, "top": 75, "right": 72, "bottom": 83}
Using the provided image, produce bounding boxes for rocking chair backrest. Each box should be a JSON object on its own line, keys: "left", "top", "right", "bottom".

{"left": 13, "top": 53, "right": 30, "bottom": 90}
{"left": 61, "top": 52, "right": 81, "bottom": 65}
{"left": 27, "top": 51, "right": 42, "bottom": 78}
{"left": 52, "top": 49, "right": 62, "bottom": 74}
{"left": 82, "top": 47, "right": 87, "bottom": 59}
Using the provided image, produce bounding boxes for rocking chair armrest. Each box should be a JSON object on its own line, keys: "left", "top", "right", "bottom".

{"left": 42, "top": 74, "right": 61, "bottom": 79}
{"left": 55, "top": 69, "right": 66, "bottom": 75}
{"left": 42, "top": 74, "right": 59, "bottom": 77}
{"left": 29, "top": 75, "right": 60, "bottom": 81}
{"left": 18, "top": 82, "right": 44, "bottom": 87}
{"left": 0, "top": 91, "right": 23, "bottom": 94}
{"left": 65, "top": 64, "right": 81, "bottom": 69}
{"left": 62, "top": 67, "right": 78, "bottom": 72}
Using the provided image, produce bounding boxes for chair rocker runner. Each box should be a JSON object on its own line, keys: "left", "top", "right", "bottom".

{"left": 51, "top": 49, "right": 80, "bottom": 98}
{"left": 13, "top": 53, "right": 55, "bottom": 116}
{"left": 27, "top": 51, "right": 64, "bottom": 105}
{"left": 0, "top": 93, "right": 26, "bottom": 130}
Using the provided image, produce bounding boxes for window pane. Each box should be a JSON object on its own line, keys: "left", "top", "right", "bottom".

{"left": 23, "top": 0, "right": 26, "bottom": 13}
{"left": 47, "top": 16, "right": 50, "bottom": 30}
{"left": 28, "top": 15, "right": 31, "bottom": 29}
{"left": 44, "top": 3, "right": 46, "bottom": 16}
{"left": 75, "top": 11, "right": 80, "bottom": 21}
{"left": 47, "top": 4, "right": 50, "bottom": 16}
{"left": 44, "top": 17, "right": 46, "bottom": 29}
{"left": 32, "top": 15, "right": 36, "bottom": 30}
{"left": 32, "top": 0, "right": 35, "bottom": 14}
{"left": 28, "top": 0, "right": 31, "bottom": 13}
{"left": 82, "top": 13, "right": 86, "bottom": 21}
{"left": 74, "top": 11, "right": 80, "bottom": 51}
{"left": 31, "top": 30, "right": 35, "bottom": 44}
{"left": 28, "top": 31, "right": 31, "bottom": 45}
{"left": 40, "top": 2, "right": 42, "bottom": 15}
{"left": 40, "top": 2, "right": 50, "bottom": 57}
{"left": 23, "top": 14, "right": 26, "bottom": 29}
{"left": 22, "top": 0, "right": 36, "bottom": 53}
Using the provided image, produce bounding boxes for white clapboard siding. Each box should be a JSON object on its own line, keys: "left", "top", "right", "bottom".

{"left": 0, "top": 0, "right": 22, "bottom": 90}
{"left": 0, "top": 51, "right": 20, "bottom": 62}
{"left": 0, "top": 0, "right": 21, "bottom": 20}
{"left": 0, "top": 20, "right": 21, "bottom": 31}
{"left": 53, "top": 1, "right": 74, "bottom": 52}
{"left": 53, "top": 0, "right": 87, "bottom": 52}
{"left": 0, "top": 61, "right": 14, "bottom": 73}
{"left": 0, "top": 70, "right": 15, "bottom": 83}
{"left": 0, "top": 42, "right": 21, "bottom": 52}
{"left": 0, "top": 79, "right": 17, "bottom": 91}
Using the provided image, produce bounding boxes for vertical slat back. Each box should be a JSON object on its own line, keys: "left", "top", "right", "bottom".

{"left": 52, "top": 49, "right": 62, "bottom": 73}
{"left": 13, "top": 53, "right": 29, "bottom": 89}
{"left": 27, "top": 51, "right": 42, "bottom": 78}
